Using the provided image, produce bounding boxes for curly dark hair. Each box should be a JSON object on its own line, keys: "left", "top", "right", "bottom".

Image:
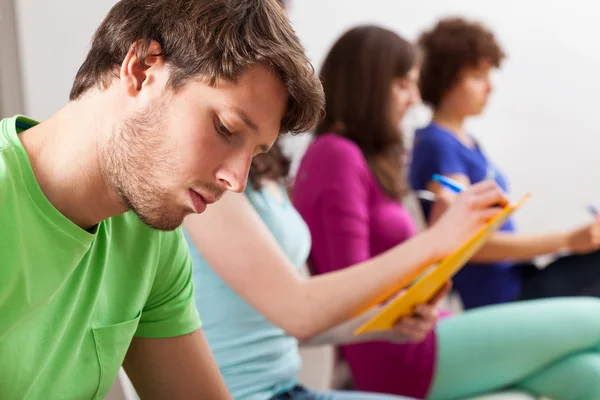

{"left": 418, "top": 17, "right": 505, "bottom": 109}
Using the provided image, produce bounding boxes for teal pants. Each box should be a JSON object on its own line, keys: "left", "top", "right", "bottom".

{"left": 427, "top": 297, "right": 600, "bottom": 400}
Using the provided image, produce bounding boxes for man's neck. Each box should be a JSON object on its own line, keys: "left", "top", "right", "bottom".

{"left": 18, "top": 96, "right": 127, "bottom": 230}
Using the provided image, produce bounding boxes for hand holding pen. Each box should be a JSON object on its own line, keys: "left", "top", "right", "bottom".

{"left": 418, "top": 174, "right": 505, "bottom": 207}
{"left": 422, "top": 177, "right": 508, "bottom": 255}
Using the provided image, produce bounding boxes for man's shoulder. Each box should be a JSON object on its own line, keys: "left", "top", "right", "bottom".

{"left": 0, "top": 117, "right": 27, "bottom": 217}
{"left": 0, "top": 115, "right": 40, "bottom": 182}
{"left": 0, "top": 121, "right": 11, "bottom": 152}
{"left": 0, "top": 116, "right": 19, "bottom": 167}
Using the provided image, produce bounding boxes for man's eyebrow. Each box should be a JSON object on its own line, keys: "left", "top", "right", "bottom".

{"left": 232, "top": 107, "right": 259, "bottom": 134}
{"left": 230, "top": 106, "right": 274, "bottom": 154}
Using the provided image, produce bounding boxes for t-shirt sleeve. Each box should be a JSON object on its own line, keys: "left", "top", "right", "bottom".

{"left": 135, "top": 228, "right": 201, "bottom": 338}
{"left": 410, "top": 134, "right": 469, "bottom": 190}
{"left": 311, "top": 140, "right": 372, "bottom": 272}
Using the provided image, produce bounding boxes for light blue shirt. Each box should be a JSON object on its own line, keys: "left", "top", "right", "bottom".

{"left": 185, "top": 183, "right": 312, "bottom": 400}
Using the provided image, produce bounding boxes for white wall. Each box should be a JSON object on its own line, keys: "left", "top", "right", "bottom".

{"left": 14, "top": 0, "right": 600, "bottom": 235}
{"left": 0, "top": 0, "right": 24, "bottom": 117}
{"left": 14, "top": 0, "right": 117, "bottom": 119}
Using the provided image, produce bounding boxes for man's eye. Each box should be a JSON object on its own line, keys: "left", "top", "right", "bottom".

{"left": 217, "top": 119, "right": 232, "bottom": 137}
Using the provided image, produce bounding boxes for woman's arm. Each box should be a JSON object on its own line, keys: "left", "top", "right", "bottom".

{"left": 301, "top": 282, "right": 451, "bottom": 346}
{"left": 184, "top": 181, "right": 505, "bottom": 341}
{"left": 428, "top": 174, "right": 600, "bottom": 262}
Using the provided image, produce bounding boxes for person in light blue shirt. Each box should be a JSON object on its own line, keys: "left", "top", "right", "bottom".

{"left": 184, "top": 180, "right": 310, "bottom": 399}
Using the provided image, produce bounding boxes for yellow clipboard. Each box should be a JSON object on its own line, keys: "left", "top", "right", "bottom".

{"left": 354, "top": 193, "right": 531, "bottom": 336}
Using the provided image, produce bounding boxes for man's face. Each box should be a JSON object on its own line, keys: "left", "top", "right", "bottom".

{"left": 102, "top": 65, "right": 287, "bottom": 231}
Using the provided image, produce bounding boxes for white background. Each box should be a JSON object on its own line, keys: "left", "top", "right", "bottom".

{"left": 11, "top": 0, "right": 600, "bottom": 235}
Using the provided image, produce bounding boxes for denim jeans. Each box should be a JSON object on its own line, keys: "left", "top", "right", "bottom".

{"left": 270, "top": 385, "right": 415, "bottom": 400}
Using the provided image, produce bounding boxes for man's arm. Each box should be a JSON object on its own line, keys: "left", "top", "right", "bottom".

{"left": 123, "top": 329, "right": 231, "bottom": 400}
{"left": 124, "top": 225, "right": 230, "bottom": 399}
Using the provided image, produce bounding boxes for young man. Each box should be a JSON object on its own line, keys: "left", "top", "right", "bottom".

{"left": 0, "top": 0, "right": 324, "bottom": 398}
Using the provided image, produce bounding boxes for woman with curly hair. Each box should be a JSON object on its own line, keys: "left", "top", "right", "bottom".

{"left": 410, "top": 17, "right": 600, "bottom": 310}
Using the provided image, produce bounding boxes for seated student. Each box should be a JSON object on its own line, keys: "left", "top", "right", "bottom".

{"left": 409, "top": 17, "right": 600, "bottom": 309}
{"left": 186, "top": 24, "right": 600, "bottom": 400}
{"left": 0, "top": 0, "right": 326, "bottom": 398}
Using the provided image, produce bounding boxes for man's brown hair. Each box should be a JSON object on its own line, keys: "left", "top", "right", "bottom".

{"left": 247, "top": 0, "right": 292, "bottom": 189}
{"left": 70, "top": 0, "right": 324, "bottom": 134}
{"left": 418, "top": 17, "right": 505, "bottom": 109}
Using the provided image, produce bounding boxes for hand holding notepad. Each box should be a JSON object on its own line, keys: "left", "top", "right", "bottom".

{"left": 354, "top": 176, "right": 530, "bottom": 335}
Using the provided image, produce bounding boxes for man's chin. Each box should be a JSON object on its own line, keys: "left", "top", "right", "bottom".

{"left": 134, "top": 210, "right": 186, "bottom": 232}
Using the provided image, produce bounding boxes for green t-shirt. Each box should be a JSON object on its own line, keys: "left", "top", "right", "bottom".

{"left": 0, "top": 116, "right": 201, "bottom": 399}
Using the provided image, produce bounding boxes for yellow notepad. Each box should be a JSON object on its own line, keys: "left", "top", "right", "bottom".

{"left": 354, "top": 193, "right": 531, "bottom": 335}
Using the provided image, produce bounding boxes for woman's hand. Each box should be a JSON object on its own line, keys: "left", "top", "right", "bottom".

{"left": 567, "top": 222, "right": 600, "bottom": 254}
{"left": 389, "top": 281, "right": 452, "bottom": 343}
{"left": 428, "top": 180, "right": 508, "bottom": 257}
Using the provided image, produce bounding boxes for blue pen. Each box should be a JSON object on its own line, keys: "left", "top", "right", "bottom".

{"left": 432, "top": 174, "right": 465, "bottom": 194}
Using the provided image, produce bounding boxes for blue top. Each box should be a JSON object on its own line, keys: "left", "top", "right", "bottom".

{"left": 185, "top": 183, "right": 312, "bottom": 400}
{"left": 409, "top": 123, "right": 521, "bottom": 309}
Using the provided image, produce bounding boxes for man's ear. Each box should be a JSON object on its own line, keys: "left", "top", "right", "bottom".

{"left": 119, "top": 40, "right": 166, "bottom": 98}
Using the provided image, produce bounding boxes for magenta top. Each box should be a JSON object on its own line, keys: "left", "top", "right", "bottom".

{"left": 292, "top": 133, "right": 438, "bottom": 398}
